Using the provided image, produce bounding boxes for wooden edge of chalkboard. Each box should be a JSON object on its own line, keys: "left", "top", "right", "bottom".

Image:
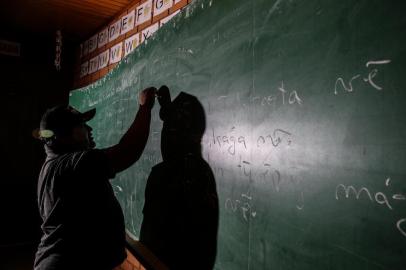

{"left": 125, "top": 232, "right": 170, "bottom": 270}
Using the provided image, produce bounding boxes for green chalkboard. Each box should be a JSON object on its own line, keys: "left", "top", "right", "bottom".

{"left": 70, "top": 0, "right": 406, "bottom": 269}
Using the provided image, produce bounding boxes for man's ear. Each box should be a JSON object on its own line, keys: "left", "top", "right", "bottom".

{"left": 44, "top": 137, "right": 55, "bottom": 147}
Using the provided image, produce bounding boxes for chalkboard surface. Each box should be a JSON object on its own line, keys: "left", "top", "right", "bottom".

{"left": 70, "top": 0, "right": 406, "bottom": 269}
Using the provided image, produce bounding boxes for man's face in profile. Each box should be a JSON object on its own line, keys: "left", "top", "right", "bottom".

{"left": 71, "top": 123, "right": 96, "bottom": 150}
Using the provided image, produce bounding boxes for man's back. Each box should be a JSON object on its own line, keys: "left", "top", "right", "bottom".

{"left": 34, "top": 89, "right": 155, "bottom": 269}
{"left": 35, "top": 149, "right": 126, "bottom": 270}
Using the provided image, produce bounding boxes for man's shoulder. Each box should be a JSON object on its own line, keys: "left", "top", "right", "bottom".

{"left": 49, "top": 149, "right": 106, "bottom": 171}
{"left": 73, "top": 148, "right": 105, "bottom": 160}
{"left": 71, "top": 149, "right": 108, "bottom": 167}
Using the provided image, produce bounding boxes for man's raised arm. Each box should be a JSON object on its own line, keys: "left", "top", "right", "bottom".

{"left": 104, "top": 87, "right": 156, "bottom": 174}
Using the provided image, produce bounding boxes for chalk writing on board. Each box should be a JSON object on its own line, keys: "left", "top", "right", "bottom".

{"left": 257, "top": 129, "right": 292, "bottom": 148}
{"left": 142, "top": 153, "right": 162, "bottom": 164}
{"left": 225, "top": 192, "right": 257, "bottom": 222}
{"left": 397, "top": 219, "right": 406, "bottom": 237}
{"left": 219, "top": 160, "right": 306, "bottom": 214}
{"left": 335, "top": 184, "right": 392, "bottom": 209}
{"left": 207, "top": 127, "right": 292, "bottom": 157}
{"left": 113, "top": 185, "right": 123, "bottom": 193}
{"left": 208, "top": 81, "right": 303, "bottom": 113}
{"left": 209, "top": 127, "right": 247, "bottom": 156}
{"left": 278, "top": 81, "right": 303, "bottom": 105}
{"left": 364, "top": 60, "right": 391, "bottom": 90}
{"left": 237, "top": 158, "right": 253, "bottom": 179}
{"left": 224, "top": 170, "right": 305, "bottom": 221}
{"left": 334, "top": 59, "right": 391, "bottom": 95}
{"left": 204, "top": 123, "right": 302, "bottom": 214}
{"left": 335, "top": 177, "right": 406, "bottom": 237}
{"left": 335, "top": 177, "right": 396, "bottom": 210}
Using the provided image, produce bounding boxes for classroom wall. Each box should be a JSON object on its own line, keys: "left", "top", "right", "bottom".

{"left": 74, "top": 0, "right": 192, "bottom": 88}
{"left": 0, "top": 29, "right": 76, "bottom": 269}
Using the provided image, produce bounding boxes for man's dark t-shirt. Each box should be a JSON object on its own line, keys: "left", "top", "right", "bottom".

{"left": 34, "top": 148, "right": 126, "bottom": 270}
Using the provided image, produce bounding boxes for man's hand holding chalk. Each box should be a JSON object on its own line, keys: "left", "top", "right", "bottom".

{"left": 139, "top": 87, "right": 157, "bottom": 109}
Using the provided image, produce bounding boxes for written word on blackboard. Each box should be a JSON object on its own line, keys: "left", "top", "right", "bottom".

{"left": 335, "top": 177, "right": 406, "bottom": 238}
{"left": 334, "top": 59, "right": 391, "bottom": 95}
{"left": 208, "top": 81, "right": 303, "bottom": 113}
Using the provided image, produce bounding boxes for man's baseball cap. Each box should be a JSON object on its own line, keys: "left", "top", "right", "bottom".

{"left": 33, "top": 105, "right": 96, "bottom": 139}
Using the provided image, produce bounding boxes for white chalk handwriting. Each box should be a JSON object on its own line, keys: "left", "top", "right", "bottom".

{"left": 225, "top": 191, "right": 257, "bottom": 222}
{"left": 334, "top": 59, "right": 391, "bottom": 95}
{"left": 335, "top": 177, "right": 406, "bottom": 238}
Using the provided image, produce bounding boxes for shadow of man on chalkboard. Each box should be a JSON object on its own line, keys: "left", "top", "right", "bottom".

{"left": 140, "top": 86, "right": 219, "bottom": 270}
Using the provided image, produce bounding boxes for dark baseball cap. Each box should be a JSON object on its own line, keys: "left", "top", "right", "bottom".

{"left": 33, "top": 105, "right": 96, "bottom": 139}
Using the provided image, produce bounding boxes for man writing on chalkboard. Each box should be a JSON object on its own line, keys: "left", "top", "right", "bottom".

{"left": 33, "top": 87, "right": 156, "bottom": 270}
